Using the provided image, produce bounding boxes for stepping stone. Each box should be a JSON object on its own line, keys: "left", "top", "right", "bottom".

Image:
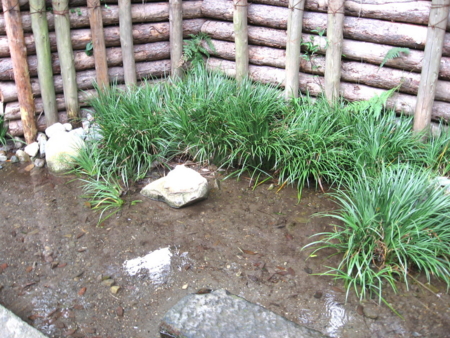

{"left": 0, "top": 304, "right": 48, "bottom": 338}
{"left": 160, "top": 289, "right": 329, "bottom": 338}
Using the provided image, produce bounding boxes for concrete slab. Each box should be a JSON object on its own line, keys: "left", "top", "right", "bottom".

{"left": 160, "top": 289, "right": 329, "bottom": 338}
{"left": 0, "top": 304, "right": 48, "bottom": 338}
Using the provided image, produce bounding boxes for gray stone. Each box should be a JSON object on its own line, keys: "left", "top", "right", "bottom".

{"left": 70, "top": 127, "right": 86, "bottom": 139}
{"left": 0, "top": 304, "right": 49, "bottom": 338}
{"left": 362, "top": 304, "right": 379, "bottom": 319}
{"left": 45, "top": 122, "right": 66, "bottom": 138}
{"left": 15, "top": 150, "right": 30, "bottom": 162}
{"left": 10, "top": 155, "right": 18, "bottom": 163}
{"left": 34, "top": 158, "right": 46, "bottom": 168}
{"left": 24, "top": 142, "right": 39, "bottom": 157}
{"left": 45, "top": 132, "right": 85, "bottom": 173}
{"left": 141, "top": 165, "right": 208, "bottom": 208}
{"left": 13, "top": 137, "right": 24, "bottom": 149}
{"left": 160, "top": 289, "right": 328, "bottom": 338}
{"left": 37, "top": 133, "right": 47, "bottom": 157}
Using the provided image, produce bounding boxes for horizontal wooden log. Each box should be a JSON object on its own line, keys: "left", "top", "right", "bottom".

{"left": 206, "top": 57, "right": 450, "bottom": 122}
{"left": 6, "top": 111, "right": 68, "bottom": 136}
{"left": 0, "top": 41, "right": 170, "bottom": 80}
{"left": 0, "top": 59, "right": 171, "bottom": 102}
{"left": 253, "top": 0, "right": 446, "bottom": 29}
{"left": 205, "top": 39, "right": 450, "bottom": 102}
{"left": 0, "top": 18, "right": 205, "bottom": 57}
{"left": 201, "top": 0, "right": 450, "bottom": 55}
{"left": 201, "top": 21, "right": 450, "bottom": 81}
{"left": 0, "top": 1, "right": 202, "bottom": 34}
{"left": 4, "top": 89, "right": 97, "bottom": 120}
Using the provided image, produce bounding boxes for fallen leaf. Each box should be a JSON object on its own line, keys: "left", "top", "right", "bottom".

{"left": 78, "top": 287, "right": 86, "bottom": 296}
{"left": 84, "top": 202, "right": 92, "bottom": 208}
{"left": 73, "top": 304, "right": 84, "bottom": 310}
{"left": 26, "top": 266, "right": 33, "bottom": 273}
{"left": 28, "top": 314, "right": 43, "bottom": 320}
{"left": 24, "top": 163, "right": 34, "bottom": 172}
{"left": 64, "top": 328, "right": 77, "bottom": 336}
{"left": 276, "top": 266, "right": 286, "bottom": 270}
{"left": 356, "top": 304, "right": 364, "bottom": 316}
{"left": 76, "top": 232, "right": 85, "bottom": 239}
{"left": 23, "top": 281, "right": 36, "bottom": 288}
{"left": 116, "top": 306, "right": 124, "bottom": 317}
{"left": 241, "top": 249, "right": 258, "bottom": 255}
{"left": 331, "top": 286, "right": 345, "bottom": 293}
{"left": 285, "top": 233, "right": 293, "bottom": 240}
{"left": 58, "top": 263, "right": 67, "bottom": 268}
{"left": 110, "top": 286, "right": 121, "bottom": 294}
{"left": 0, "top": 263, "right": 8, "bottom": 270}
{"left": 196, "top": 288, "right": 212, "bottom": 294}
{"left": 287, "top": 267, "right": 295, "bottom": 276}
{"left": 276, "top": 270, "right": 289, "bottom": 276}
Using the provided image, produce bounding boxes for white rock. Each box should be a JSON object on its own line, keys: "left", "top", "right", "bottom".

{"left": 70, "top": 127, "right": 86, "bottom": 139}
{"left": 24, "top": 142, "right": 39, "bottom": 157}
{"left": 63, "top": 123, "right": 73, "bottom": 131}
{"left": 141, "top": 165, "right": 208, "bottom": 208}
{"left": 45, "top": 132, "right": 85, "bottom": 172}
{"left": 34, "top": 158, "right": 46, "bottom": 168}
{"left": 37, "top": 133, "right": 47, "bottom": 157}
{"left": 45, "top": 122, "right": 66, "bottom": 138}
{"left": 15, "top": 149, "right": 30, "bottom": 162}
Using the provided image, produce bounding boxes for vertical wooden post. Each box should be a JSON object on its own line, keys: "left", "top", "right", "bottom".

{"left": 30, "top": 0, "right": 58, "bottom": 126}
{"left": 119, "top": 0, "right": 136, "bottom": 85}
{"left": 87, "top": 0, "right": 109, "bottom": 89}
{"left": 324, "top": 0, "right": 345, "bottom": 103}
{"left": 53, "top": 0, "right": 79, "bottom": 122}
{"left": 2, "top": 0, "right": 37, "bottom": 144}
{"left": 413, "top": 0, "right": 450, "bottom": 132}
{"left": 169, "top": 0, "right": 183, "bottom": 79}
{"left": 284, "top": 0, "right": 305, "bottom": 99}
{"left": 233, "top": 0, "right": 249, "bottom": 83}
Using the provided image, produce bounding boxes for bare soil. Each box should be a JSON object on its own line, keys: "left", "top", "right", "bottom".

{"left": 1, "top": 162, "right": 449, "bottom": 338}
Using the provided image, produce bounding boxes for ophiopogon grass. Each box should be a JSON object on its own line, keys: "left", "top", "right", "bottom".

{"left": 304, "top": 165, "right": 450, "bottom": 303}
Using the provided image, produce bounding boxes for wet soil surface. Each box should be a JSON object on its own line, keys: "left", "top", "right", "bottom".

{"left": 1, "top": 162, "right": 449, "bottom": 338}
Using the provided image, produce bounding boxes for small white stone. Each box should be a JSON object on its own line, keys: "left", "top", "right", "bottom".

{"left": 36, "top": 132, "right": 47, "bottom": 142}
{"left": 24, "top": 142, "right": 39, "bottom": 157}
{"left": 70, "top": 127, "right": 86, "bottom": 139}
{"left": 63, "top": 123, "right": 73, "bottom": 131}
{"left": 15, "top": 149, "right": 30, "bottom": 162}
{"left": 45, "top": 122, "right": 66, "bottom": 138}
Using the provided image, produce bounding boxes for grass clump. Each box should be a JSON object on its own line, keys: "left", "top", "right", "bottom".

{"left": 0, "top": 116, "right": 7, "bottom": 146}
{"left": 305, "top": 165, "right": 450, "bottom": 301}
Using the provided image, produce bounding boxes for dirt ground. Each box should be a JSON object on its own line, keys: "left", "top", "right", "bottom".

{"left": 1, "top": 161, "right": 450, "bottom": 338}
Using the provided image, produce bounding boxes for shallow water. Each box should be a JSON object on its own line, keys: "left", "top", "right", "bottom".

{"left": 0, "top": 162, "right": 449, "bottom": 338}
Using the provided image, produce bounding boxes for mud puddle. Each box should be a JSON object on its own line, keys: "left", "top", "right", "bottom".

{"left": 0, "top": 162, "right": 449, "bottom": 338}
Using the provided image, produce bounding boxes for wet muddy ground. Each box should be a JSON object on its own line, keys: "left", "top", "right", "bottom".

{"left": 0, "top": 162, "right": 449, "bottom": 338}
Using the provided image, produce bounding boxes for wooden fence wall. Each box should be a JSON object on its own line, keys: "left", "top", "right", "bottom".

{"left": 1, "top": 0, "right": 450, "bottom": 138}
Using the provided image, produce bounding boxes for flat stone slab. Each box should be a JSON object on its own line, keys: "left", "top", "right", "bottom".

{"left": 0, "top": 304, "right": 48, "bottom": 338}
{"left": 160, "top": 289, "right": 329, "bottom": 338}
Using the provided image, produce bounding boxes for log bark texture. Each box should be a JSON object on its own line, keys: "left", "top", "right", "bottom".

{"left": 119, "top": 0, "right": 137, "bottom": 85}
{"left": 1, "top": 60, "right": 171, "bottom": 102}
{"left": 414, "top": 0, "right": 450, "bottom": 132}
{"left": 206, "top": 57, "right": 450, "bottom": 123}
{"left": 30, "top": 0, "right": 58, "bottom": 125}
{"left": 2, "top": 0, "right": 37, "bottom": 143}
{"left": 87, "top": 0, "right": 109, "bottom": 88}
{"left": 200, "top": 21, "right": 450, "bottom": 81}
{"left": 284, "top": 0, "right": 304, "bottom": 99}
{"left": 0, "top": 41, "right": 170, "bottom": 81}
{"left": 234, "top": 0, "right": 249, "bottom": 81}
{"left": 0, "top": 1, "right": 203, "bottom": 34}
{"left": 201, "top": 0, "right": 450, "bottom": 56}
{"left": 0, "top": 19, "right": 206, "bottom": 57}
{"left": 170, "top": 0, "right": 183, "bottom": 79}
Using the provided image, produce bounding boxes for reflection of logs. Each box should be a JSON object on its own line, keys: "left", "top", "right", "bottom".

{"left": 201, "top": 0, "right": 450, "bottom": 55}
{"left": 206, "top": 57, "right": 450, "bottom": 123}
{"left": 0, "top": 42, "right": 170, "bottom": 80}
{"left": 201, "top": 21, "right": 450, "bottom": 81}
{"left": 0, "top": 60, "right": 171, "bottom": 102}
{"left": 0, "top": 19, "right": 205, "bottom": 57}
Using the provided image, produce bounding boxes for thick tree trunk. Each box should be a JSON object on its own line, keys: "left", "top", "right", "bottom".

{"left": 87, "top": 0, "right": 109, "bottom": 88}
{"left": 119, "top": 0, "right": 137, "bottom": 85}
{"left": 30, "top": 0, "right": 58, "bottom": 125}
{"left": 0, "top": 19, "right": 206, "bottom": 57}
{"left": 324, "top": 0, "right": 345, "bottom": 103}
{"left": 0, "top": 1, "right": 203, "bottom": 34}
{"left": 2, "top": 0, "right": 37, "bottom": 143}
{"left": 206, "top": 57, "right": 450, "bottom": 123}
{"left": 53, "top": 0, "right": 80, "bottom": 122}
{"left": 200, "top": 21, "right": 450, "bottom": 81}
{"left": 284, "top": 0, "right": 304, "bottom": 99}
{"left": 1, "top": 41, "right": 170, "bottom": 81}
{"left": 1, "top": 60, "right": 171, "bottom": 102}
{"left": 201, "top": 0, "right": 450, "bottom": 55}
{"left": 414, "top": 0, "right": 450, "bottom": 132}
{"left": 170, "top": 0, "right": 183, "bottom": 79}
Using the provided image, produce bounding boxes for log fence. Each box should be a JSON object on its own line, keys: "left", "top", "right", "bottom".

{"left": 1, "top": 0, "right": 450, "bottom": 138}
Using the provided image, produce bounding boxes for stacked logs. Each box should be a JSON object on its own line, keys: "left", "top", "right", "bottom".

{"left": 201, "top": 0, "right": 450, "bottom": 122}
{"left": 0, "top": 0, "right": 204, "bottom": 136}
